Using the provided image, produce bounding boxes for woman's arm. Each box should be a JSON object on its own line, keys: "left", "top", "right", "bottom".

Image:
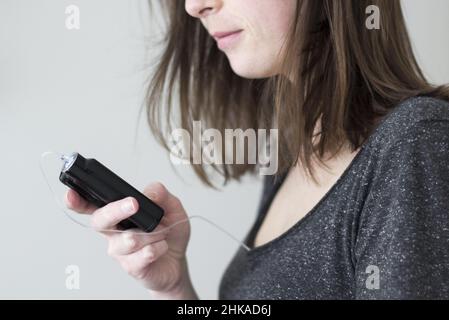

{"left": 148, "top": 257, "right": 198, "bottom": 300}
{"left": 354, "top": 119, "right": 449, "bottom": 299}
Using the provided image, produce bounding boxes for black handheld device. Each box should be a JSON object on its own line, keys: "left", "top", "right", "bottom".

{"left": 59, "top": 152, "right": 164, "bottom": 232}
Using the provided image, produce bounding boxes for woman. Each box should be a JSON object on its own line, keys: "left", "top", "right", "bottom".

{"left": 65, "top": 0, "right": 449, "bottom": 299}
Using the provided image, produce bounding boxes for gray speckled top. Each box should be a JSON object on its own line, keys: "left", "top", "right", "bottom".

{"left": 219, "top": 96, "right": 449, "bottom": 300}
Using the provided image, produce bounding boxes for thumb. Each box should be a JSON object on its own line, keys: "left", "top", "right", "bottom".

{"left": 143, "top": 182, "right": 185, "bottom": 215}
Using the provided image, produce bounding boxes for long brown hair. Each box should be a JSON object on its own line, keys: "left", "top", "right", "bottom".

{"left": 145, "top": 0, "right": 449, "bottom": 187}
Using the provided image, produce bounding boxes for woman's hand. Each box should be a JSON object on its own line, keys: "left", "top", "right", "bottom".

{"left": 64, "top": 182, "right": 197, "bottom": 299}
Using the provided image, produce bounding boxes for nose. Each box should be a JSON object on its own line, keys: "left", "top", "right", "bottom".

{"left": 185, "top": 0, "right": 222, "bottom": 18}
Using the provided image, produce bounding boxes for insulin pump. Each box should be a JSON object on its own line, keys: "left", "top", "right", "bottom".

{"left": 59, "top": 152, "right": 164, "bottom": 232}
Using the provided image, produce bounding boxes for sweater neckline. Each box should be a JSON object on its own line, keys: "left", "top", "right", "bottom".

{"left": 243, "top": 97, "right": 419, "bottom": 257}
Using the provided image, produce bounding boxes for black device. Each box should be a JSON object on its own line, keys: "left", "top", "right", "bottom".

{"left": 59, "top": 152, "right": 164, "bottom": 232}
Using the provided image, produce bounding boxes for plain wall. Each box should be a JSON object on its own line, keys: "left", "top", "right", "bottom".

{"left": 0, "top": 0, "right": 448, "bottom": 299}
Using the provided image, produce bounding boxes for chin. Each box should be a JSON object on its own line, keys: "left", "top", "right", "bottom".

{"left": 226, "top": 53, "right": 278, "bottom": 79}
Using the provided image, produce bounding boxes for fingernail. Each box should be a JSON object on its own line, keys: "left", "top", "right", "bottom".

{"left": 124, "top": 233, "right": 136, "bottom": 248}
{"left": 121, "top": 198, "right": 136, "bottom": 214}
{"left": 143, "top": 247, "right": 154, "bottom": 259}
{"left": 64, "top": 191, "right": 70, "bottom": 204}
{"left": 65, "top": 191, "right": 75, "bottom": 207}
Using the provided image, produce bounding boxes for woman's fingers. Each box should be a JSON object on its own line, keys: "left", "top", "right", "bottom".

{"left": 90, "top": 197, "right": 139, "bottom": 231}
{"left": 66, "top": 182, "right": 184, "bottom": 231}
{"left": 65, "top": 189, "right": 98, "bottom": 214}
{"left": 117, "top": 241, "right": 169, "bottom": 280}
{"left": 106, "top": 227, "right": 168, "bottom": 256}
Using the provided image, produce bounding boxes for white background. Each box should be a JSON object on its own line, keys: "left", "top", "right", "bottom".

{"left": 0, "top": 0, "right": 448, "bottom": 299}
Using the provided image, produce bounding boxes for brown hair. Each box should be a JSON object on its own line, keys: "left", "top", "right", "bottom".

{"left": 145, "top": 0, "right": 449, "bottom": 187}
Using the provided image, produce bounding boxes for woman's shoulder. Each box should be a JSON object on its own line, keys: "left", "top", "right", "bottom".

{"left": 388, "top": 95, "right": 449, "bottom": 125}
{"left": 366, "top": 96, "right": 449, "bottom": 152}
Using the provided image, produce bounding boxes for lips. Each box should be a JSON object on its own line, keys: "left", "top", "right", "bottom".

{"left": 212, "top": 30, "right": 243, "bottom": 39}
{"left": 211, "top": 30, "right": 243, "bottom": 50}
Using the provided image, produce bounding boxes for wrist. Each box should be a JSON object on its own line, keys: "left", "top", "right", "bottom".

{"left": 148, "top": 258, "right": 198, "bottom": 300}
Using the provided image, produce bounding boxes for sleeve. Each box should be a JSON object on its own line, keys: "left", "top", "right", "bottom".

{"left": 354, "top": 119, "right": 449, "bottom": 299}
